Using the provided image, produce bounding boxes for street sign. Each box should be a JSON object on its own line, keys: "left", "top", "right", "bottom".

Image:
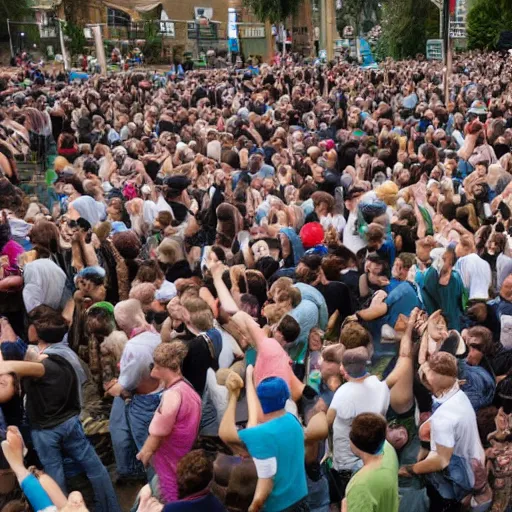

{"left": 426, "top": 39, "right": 444, "bottom": 60}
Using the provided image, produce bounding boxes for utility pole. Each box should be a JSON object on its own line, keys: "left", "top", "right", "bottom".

{"left": 58, "top": 20, "right": 70, "bottom": 72}
{"left": 265, "top": 19, "right": 273, "bottom": 63}
{"left": 326, "top": 0, "right": 334, "bottom": 60}
{"left": 320, "top": 0, "right": 327, "bottom": 53}
{"left": 7, "top": 20, "right": 14, "bottom": 59}
{"left": 442, "top": 0, "right": 451, "bottom": 104}
{"left": 91, "top": 25, "right": 107, "bottom": 75}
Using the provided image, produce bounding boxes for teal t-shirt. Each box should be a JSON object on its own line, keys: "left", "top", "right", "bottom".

{"left": 239, "top": 413, "right": 307, "bottom": 511}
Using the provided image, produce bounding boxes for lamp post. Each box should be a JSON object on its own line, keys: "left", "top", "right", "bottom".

{"left": 19, "top": 32, "right": 25, "bottom": 52}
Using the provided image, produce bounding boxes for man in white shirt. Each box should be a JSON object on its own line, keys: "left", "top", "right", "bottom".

{"left": 455, "top": 234, "right": 491, "bottom": 301}
{"left": 327, "top": 346, "right": 390, "bottom": 500}
{"left": 343, "top": 187, "right": 367, "bottom": 255}
{"left": 399, "top": 352, "right": 491, "bottom": 510}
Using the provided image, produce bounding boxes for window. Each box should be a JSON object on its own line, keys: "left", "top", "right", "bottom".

{"left": 107, "top": 8, "right": 131, "bottom": 28}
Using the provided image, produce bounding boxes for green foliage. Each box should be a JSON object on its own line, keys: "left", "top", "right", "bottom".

{"left": 467, "top": 0, "right": 512, "bottom": 50}
{"left": 0, "top": 0, "right": 31, "bottom": 39}
{"left": 63, "top": 21, "right": 86, "bottom": 57}
{"left": 336, "top": 0, "right": 380, "bottom": 35}
{"left": 243, "top": 0, "right": 303, "bottom": 25}
{"left": 142, "top": 21, "right": 162, "bottom": 64}
{"left": 380, "top": 0, "right": 439, "bottom": 59}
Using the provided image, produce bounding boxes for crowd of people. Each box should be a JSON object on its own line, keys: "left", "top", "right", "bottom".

{"left": 0, "top": 48, "right": 511, "bottom": 512}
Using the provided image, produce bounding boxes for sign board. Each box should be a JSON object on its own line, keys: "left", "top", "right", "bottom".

{"left": 83, "top": 28, "right": 92, "bottom": 39}
{"left": 426, "top": 39, "right": 444, "bottom": 61}
{"left": 240, "top": 26, "right": 265, "bottom": 38}
{"left": 450, "top": 21, "right": 466, "bottom": 39}
{"left": 228, "top": 38, "right": 239, "bottom": 52}
{"left": 159, "top": 21, "right": 175, "bottom": 37}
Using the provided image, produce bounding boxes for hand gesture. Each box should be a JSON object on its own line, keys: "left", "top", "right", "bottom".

{"left": 225, "top": 372, "right": 244, "bottom": 398}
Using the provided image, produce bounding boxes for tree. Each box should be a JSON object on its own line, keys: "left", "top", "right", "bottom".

{"left": 380, "top": 0, "right": 439, "bottom": 59}
{"left": 467, "top": 0, "right": 512, "bottom": 50}
{"left": 243, "top": 0, "right": 303, "bottom": 25}
{"left": 0, "top": 0, "right": 32, "bottom": 39}
{"left": 63, "top": 21, "right": 86, "bottom": 58}
{"left": 336, "top": 0, "right": 380, "bottom": 39}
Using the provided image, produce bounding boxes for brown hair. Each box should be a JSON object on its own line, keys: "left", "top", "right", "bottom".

{"left": 465, "top": 326, "right": 494, "bottom": 356}
{"left": 153, "top": 341, "right": 188, "bottom": 372}
{"left": 350, "top": 413, "right": 387, "bottom": 455}
{"left": 428, "top": 352, "right": 458, "bottom": 378}
{"left": 29, "top": 219, "right": 60, "bottom": 254}
{"left": 397, "top": 252, "right": 416, "bottom": 269}
{"left": 366, "top": 223, "right": 385, "bottom": 244}
{"left": 29, "top": 306, "right": 68, "bottom": 344}
{"left": 312, "top": 191, "right": 335, "bottom": 213}
{"left": 340, "top": 322, "right": 372, "bottom": 350}
{"left": 134, "top": 260, "right": 165, "bottom": 284}
{"left": 458, "top": 234, "right": 476, "bottom": 254}
{"left": 321, "top": 255, "right": 345, "bottom": 280}
{"left": 177, "top": 450, "right": 214, "bottom": 499}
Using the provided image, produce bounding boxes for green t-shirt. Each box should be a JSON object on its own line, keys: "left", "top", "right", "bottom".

{"left": 345, "top": 442, "right": 399, "bottom": 512}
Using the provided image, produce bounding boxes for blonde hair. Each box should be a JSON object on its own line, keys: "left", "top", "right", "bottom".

{"left": 375, "top": 181, "right": 399, "bottom": 206}
{"left": 153, "top": 341, "right": 188, "bottom": 372}
{"left": 182, "top": 297, "right": 214, "bottom": 332}
{"left": 269, "top": 277, "right": 302, "bottom": 308}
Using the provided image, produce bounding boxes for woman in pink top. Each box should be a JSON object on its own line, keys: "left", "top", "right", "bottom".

{"left": 136, "top": 341, "right": 202, "bottom": 503}
{"left": 0, "top": 220, "right": 23, "bottom": 276}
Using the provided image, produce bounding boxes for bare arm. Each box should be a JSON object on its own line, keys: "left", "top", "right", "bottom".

{"left": 401, "top": 444, "right": 453, "bottom": 475}
{"left": 245, "top": 365, "right": 262, "bottom": 428}
{"left": 232, "top": 311, "right": 267, "bottom": 350}
{"left": 386, "top": 310, "right": 415, "bottom": 389}
{"left": 136, "top": 434, "right": 164, "bottom": 467}
{"left": 0, "top": 361, "right": 45, "bottom": 378}
{"left": 249, "top": 478, "right": 274, "bottom": 512}
{"left": 326, "top": 407, "right": 336, "bottom": 429}
{"left": 219, "top": 373, "right": 244, "bottom": 449}
{"left": 356, "top": 302, "right": 388, "bottom": 322}
{"left": 211, "top": 264, "right": 240, "bottom": 315}
{"left": 0, "top": 276, "right": 23, "bottom": 292}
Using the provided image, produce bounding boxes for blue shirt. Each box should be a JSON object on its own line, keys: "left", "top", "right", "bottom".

{"left": 384, "top": 281, "right": 422, "bottom": 329}
{"left": 377, "top": 236, "right": 396, "bottom": 266}
{"left": 239, "top": 413, "right": 307, "bottom": 511}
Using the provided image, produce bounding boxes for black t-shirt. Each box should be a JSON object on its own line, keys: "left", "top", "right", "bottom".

{"left": 182, "top": 335, "right": 216, "bottom": 395}
{"left": 23, "top": 354, "right": 80, "bottom": 429}
{"left": 315, "top": 281, "right": 354, "bottom": 320}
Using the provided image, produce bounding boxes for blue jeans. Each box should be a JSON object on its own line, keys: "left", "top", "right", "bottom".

{"left": 31, "top": 415, "right": 121, "bottom": 512}
{"left": 110, "top": 393, "right": 161, "bottom": 478}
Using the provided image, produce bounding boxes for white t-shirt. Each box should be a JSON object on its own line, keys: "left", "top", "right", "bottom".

{"left": 329, "top": 376, "right": 390, "bottom": 471}
{"left": 320, "top": 213, "right": 346, "bottom": 237}
{"left": 455, "top": 253, "right": 491, "bottom": 300}
{"left": 343, "top": 212, "right": 367, "bottom": 255}
{"left": 430, "top": 387, "right": 485, "bottom": 485}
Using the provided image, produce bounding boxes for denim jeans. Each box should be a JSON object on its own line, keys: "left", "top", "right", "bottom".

{"left": 110, "top": 393, "right": 161, "bottom": 478}
{"left": 31, "top": 415, "right": 121, "bottom": 512}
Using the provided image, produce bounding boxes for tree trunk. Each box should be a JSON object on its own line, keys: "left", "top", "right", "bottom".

{"left": 265, "top": 19, "right": 274, "bottom": 63}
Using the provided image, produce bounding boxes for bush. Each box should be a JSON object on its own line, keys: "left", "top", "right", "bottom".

{"left": 63, "top": 22, "right": 86, "bottom": 57}
{"left": 467, "top": 0, "right": 512, "bottom": 50}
